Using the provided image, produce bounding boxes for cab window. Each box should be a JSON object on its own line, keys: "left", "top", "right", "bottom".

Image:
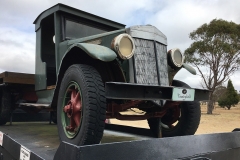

{"left": 64, "top": 19, "right": 107, "bottom": 40}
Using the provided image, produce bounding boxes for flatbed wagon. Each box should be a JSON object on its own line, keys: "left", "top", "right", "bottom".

{"left": 0, "top": 71, "right": 55, "bottom": 125}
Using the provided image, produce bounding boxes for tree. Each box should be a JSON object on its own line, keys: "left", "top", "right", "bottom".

{"left": 184, "top": 19, "right": 240, "bottom": 114}
{"left": 213, "top": 85, "right": 227, "bottom": 104}
{"left": 218, "top": 80, "right": 239, "bottom": 110}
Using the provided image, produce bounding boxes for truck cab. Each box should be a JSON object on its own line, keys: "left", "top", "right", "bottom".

{"left": 33, "top": 4, "right": 125, "bottom": 106}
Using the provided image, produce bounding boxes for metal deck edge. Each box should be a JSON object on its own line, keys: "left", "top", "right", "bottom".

{"left": 54, "top": 131, "right": 240, "bottom": 160}
{"left": 0, "top": 132, "right": 44, "bottom": 160}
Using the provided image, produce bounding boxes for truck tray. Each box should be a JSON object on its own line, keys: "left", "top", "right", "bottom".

{"left": 1, "top": 123, "right": 240, "bottom": 160}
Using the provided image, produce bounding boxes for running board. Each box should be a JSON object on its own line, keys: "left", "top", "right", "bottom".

{"left": 19, "top": 103, "right": 51, "bottom": 109}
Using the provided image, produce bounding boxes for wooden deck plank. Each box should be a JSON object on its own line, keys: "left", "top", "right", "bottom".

{"left": 3, "top": 76, "right": 35, "bottom": 85}
{"left": 0, "top": 71, "right": 35, "bottom": 85}
{"left": 0, "top": 72, "right": 7, "bottom": 79}
{"left": 47, "top": 85, "right": 56, "bottom": 90}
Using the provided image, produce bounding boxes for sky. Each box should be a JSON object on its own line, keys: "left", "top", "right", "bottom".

{"left": 0, "top": 0, "right": 240, "bottom": 91}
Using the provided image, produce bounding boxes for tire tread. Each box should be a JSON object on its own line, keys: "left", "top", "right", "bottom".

{"left": 57, "top": 64, "right": 106, "bottom": 145}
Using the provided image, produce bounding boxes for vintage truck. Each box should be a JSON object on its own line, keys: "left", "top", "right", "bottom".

{"left": 0, "top": 3, "right": 209, "bottom": 146}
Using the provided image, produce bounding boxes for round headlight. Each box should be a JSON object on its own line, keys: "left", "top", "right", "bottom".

{"left": 167, "top": 48, "right": 184, "bottom": 68}
{"left": 111, "top": 34, "right": 135, "bottom": 60}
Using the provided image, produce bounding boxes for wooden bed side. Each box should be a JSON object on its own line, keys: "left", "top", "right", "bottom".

{"left": 0, "top": 71, "right": 35, "bottom": 85}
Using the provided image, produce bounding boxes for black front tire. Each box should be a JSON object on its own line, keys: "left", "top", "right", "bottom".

{"left": 57, "top": 64, "right": 106, "bottom": 146}
{"left": 148, "top": 80, "right": 201, "bottom": 137}
{"left": 0, "top": 89, "right": 12, "bottom": 125}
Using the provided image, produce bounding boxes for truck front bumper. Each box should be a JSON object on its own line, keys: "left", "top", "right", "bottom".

{"left": 105, "top": 82, "right": 209, "bottom": 102}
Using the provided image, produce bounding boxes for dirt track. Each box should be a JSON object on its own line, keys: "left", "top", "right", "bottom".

{"left": 110, "top": 105, "right": 240, "bottom": 135}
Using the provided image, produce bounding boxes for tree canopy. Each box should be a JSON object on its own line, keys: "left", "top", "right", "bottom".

{"left": 184, "top": 19, "right": 240, "bottom": 114}
{"left": 218, "top": 80, "right": 239, "bottom": 110}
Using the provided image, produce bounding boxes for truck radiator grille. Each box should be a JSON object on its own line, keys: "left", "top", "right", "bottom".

{"left": 133, "top": 38, "right": 169, "bottom": 87}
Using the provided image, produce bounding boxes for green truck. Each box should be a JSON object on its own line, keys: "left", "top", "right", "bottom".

{"left": 0, "top": 3, "right": 209, "bottom": 146}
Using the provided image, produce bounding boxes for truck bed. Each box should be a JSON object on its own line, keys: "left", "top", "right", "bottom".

{"left": 2, "top": 123, "right": 240, "bottom": 160}
{"left": 0, "top": 122, "right": 153, "bottom": 160}
{"left": 1, "top": 122, "right": 240, "bottom": 160}
{"left": 0, "top": 71, "right": 34, "bottom": 85}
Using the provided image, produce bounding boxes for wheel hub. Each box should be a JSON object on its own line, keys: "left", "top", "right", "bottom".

{"left": 63, "top": 88, "right": 82, "bottom": 132}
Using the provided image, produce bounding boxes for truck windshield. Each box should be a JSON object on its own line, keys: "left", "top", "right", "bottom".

{"left": 65, "top": 19, "right": 107, "bottom": 39}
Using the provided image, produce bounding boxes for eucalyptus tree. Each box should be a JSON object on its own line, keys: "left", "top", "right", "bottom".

{"left": 185, "top": 19, "right": 240, "bottom": 114}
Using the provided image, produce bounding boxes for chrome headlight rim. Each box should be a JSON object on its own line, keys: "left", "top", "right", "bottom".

{"left": 111, "top": 33, "right": 135, "bottom": 60}
{"left": 168, "top": 48, "right": 184, "bottom": 68}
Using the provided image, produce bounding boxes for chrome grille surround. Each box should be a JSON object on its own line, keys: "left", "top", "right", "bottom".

{"left": 133, "top": 38, "right": 168, "bottom": 86}
{"left": 127, "top": 25, "right": 169, "bottom": 87}
{"left": 127, "top": 25, "right": 169, "bottom": 105}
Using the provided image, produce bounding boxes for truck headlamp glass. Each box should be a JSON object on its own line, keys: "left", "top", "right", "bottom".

{"left": 167, "top": 48, "right": 184, "bottom": 68}
{"left": 111, "top": 34, "right": 135, "bottom": 60}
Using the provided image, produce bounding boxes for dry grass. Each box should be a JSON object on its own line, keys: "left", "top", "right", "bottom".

{"left": 110, "top": 104, "right": 240, "bottom": 135}
{"left": 196, "top": 104, "right": 240, "bottom": 134}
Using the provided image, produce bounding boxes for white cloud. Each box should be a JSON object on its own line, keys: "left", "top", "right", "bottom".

{"left": 0, "top": 27, "right": 35, "bottom": 73}
{"left": 147, "top": 0, "right": 240, "bottom": 51}
{"left": 0, "top": 0, "right": 240, "bottom": 90}
{"left": 174, "top": 69, "right": 202, "bottom": 88}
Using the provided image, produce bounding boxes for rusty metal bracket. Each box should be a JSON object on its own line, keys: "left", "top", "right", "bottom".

{"left": 107, "top": 101, "right": 143, "bottom": 113}
{"left": 106, "top": 111, "right": 166, "bottom": 120}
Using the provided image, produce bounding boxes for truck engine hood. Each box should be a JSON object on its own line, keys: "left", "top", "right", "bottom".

{"left": 126, "top": 25, "right": 167, "bottom": 45}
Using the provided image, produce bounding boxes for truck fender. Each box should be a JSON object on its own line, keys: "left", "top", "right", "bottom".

{"left": 51, "top": 43, "right": 117, "bottom": 108}
{"left": 66, "top": 43, "right": 117, "bottom": 62}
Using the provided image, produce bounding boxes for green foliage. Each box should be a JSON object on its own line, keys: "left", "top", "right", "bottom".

{"left": 185, "top": 19, "right": 240, "bottom": 63}
{"left": 185, "top": 19, "right": 240, "bottom": 89}
{"left": 218, "top": 80, "right": 239, "bottom": 109}
{"left": 184, "top": 19, "right": 240, "bottom": 114}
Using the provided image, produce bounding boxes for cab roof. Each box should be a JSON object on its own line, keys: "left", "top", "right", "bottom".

{"left": 33, "top": 3, "right": 125, "bottom": 31}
